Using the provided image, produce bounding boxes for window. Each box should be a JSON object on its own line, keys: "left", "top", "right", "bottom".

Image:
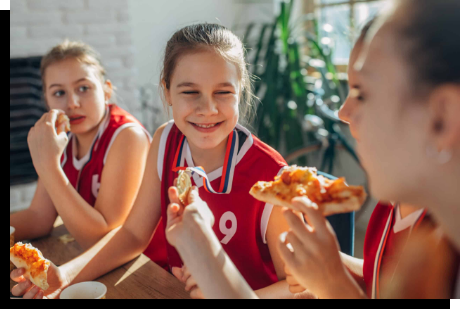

{"left": 316, "top": 0, "right": 386, "bottom": 64}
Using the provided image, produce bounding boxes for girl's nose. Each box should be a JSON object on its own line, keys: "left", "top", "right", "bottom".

{"left": 67, "top": 93, "right": 80, "bottom": 109}
{"left": 197, "top": 95, "right": 218, "bottom": 116}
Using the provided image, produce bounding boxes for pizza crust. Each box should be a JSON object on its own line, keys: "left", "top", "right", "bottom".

{"left": 10, "top": 243, "right": 50, "bottom": 291}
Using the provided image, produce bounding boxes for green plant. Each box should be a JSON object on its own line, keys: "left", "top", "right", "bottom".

{"left": 242, "top": 0, "right": 359, "bottom": 173}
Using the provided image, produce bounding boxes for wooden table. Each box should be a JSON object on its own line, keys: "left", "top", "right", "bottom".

{"left": 10, "top": 222, "right": 190, "bottom": 299}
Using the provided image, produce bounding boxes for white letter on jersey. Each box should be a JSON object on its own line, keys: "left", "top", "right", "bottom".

{"left": 219, "top": 211, "right": 237, "bottom": 245}
{"left": 92, "top": 174, "right": 101, "bottom": 198}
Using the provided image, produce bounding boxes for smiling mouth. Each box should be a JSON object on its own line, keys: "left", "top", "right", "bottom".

{"left": 189, "top": 121, "right": 223, "bottom": 128}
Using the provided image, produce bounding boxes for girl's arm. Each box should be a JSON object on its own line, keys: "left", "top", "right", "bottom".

{"left": 10, "top": 179, "right": 58, "bottom": 241}
{"left": 167, "top": 187, "right": 258, "bottom": 299}
{"left": 256, "top": 205, "right": 315, "bottom": 299}
{"left": 339, "top": 252, "right": 366, "bottom": 292}
{"left": 176, "top": 202, "right": 316, "bottom": 299}
{"left": 62, "top": 124, "right": 166, "bottom": 282}
{"left": 40, "top": 126, "right": 150, "bottom": 249}
{"left": 12, "top": 123, "right": 167, "bottom": 299}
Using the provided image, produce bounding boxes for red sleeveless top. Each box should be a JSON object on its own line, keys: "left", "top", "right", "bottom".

{"left": 144, "top": 121, "right": 287, "bottom": 290}
{"left": 61, "top": 104, "right": 151, "bottom": 206}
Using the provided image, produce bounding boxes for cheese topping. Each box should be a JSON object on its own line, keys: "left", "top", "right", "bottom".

{"left": 10, "top": 243, "right": 50, "bottom": 277}
{"left": 253, "top": 166, "right": 364, "bottom": 204}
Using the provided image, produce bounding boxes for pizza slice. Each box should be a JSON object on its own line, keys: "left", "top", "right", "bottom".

{"left": 250, "top": 166, "right": 366, "bottom": 216}
{"left": 56, "top": 114, "right": 71, "bottom": 134}
{"left": 10, "top": 242, "right": 50, "bottom": 291}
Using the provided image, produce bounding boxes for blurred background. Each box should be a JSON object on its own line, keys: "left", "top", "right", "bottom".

{"left": 10, "top": 0, "right": 386, "bottom": 257}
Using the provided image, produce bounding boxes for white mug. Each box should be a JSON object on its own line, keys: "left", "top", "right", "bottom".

{"left": 60, "top": 282, "right": 107, "bottom": 299}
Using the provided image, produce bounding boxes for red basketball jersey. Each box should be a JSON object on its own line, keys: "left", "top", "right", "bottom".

{"left": 144, "top": 121, "right": 287, "bottom": 290}
{"left": 61, "top": 104, "right": 151, "bottom": 206}
{"left": 363, "top": 202, "right": 426, "bottom": 299}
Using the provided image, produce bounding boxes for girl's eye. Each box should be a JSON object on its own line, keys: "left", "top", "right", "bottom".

{"left": 53, "top": 90, "right": 65, "bottom": 97}
{"left": 216, "top": 91, "right": 232, "bottom": 95}
{"left": 79, "top": 86, "right": 90, "bottom": 92}
{"left": 182, "top": 91, "right": 199, "bottom": 95}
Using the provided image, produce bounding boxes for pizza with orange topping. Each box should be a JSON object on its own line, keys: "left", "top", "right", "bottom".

{"left": 10, "top": 242, "right": 50, "bottom": 290}
{"left": 250, "top": 166, "right": 366, "bottom": 216}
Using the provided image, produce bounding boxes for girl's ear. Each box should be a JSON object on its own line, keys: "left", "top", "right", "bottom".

{"left": 104, "top": 80, "right": 113, "bottom": 104}
{"left": 427, "top": 84, "right": 460, "bottom": 150}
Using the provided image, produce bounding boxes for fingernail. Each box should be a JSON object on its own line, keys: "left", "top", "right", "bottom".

{"left": 280, "top": 231, "right": 288, "bottom": 243}
{"left": 18, "top": 268, "right": 25, "bottom": 275}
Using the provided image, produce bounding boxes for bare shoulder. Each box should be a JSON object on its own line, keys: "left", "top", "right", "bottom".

{"left": 105, "top": 126, "right": 150, "bottom": 163}
{"left": 152, "top": 122, "right": 169, "bottom": 146}
{"left": 115, "top": 126, "right": 150, "bottom": 146}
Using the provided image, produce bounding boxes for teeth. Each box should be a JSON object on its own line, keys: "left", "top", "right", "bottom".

{"left": 195, "top": 123, "right": 217, "bottom": 128}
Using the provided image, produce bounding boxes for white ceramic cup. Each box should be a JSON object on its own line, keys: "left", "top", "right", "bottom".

{"left": 60, "top": 282, "right": 107, "bottom": 299}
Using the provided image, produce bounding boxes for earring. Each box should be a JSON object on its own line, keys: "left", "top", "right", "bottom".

{"left": 168, "top": 103, "right": 172, "bottom": 106}
{"left": 426, "top": 145, "right": 453, "bottom": 165}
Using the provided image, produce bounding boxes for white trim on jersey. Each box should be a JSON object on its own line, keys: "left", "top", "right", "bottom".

{"left": 260, "top": 165, "right": 289, "bottom": 244}
{"left": 372, "top": 209, "right": 393, "bottom": 299}
{"left": 157, "top": 120, "right": 175, "bottom": 181}
{"left": 72, "top": 135, "right": 92, "bottom": 171}
{"left": 103, "top": 123, "right": 152, "bottom": 165}
{"left": 393, "top": 205, "right": 425, "bottom": 234}
{"left": 186, "top": 140, "right": 220, "bottom": 186}
{"left": 71, "top": 109, "right": 111, "bottom": 171}
{"left": 235, "top": 123, "right": 254, "bottom": 164}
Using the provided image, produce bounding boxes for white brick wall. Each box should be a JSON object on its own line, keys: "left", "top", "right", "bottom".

{"left": 10, "top": 0, "right": 141, "bottom": 212}
{"left": 10, "top": 183, "right": 38, "bottom": 213}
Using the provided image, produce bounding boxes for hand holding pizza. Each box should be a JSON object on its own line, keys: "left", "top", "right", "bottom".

{"left": 277, "top": 196, "right": 358, "bottom": 299}
{"left": 165, "top": 186, "right": 215, "bottom": 248}
{"left": 10, "top": 261, "right": 69, "bottom": 299}
{"left": 27, "top": 110, "right": 70, "bottom": 177}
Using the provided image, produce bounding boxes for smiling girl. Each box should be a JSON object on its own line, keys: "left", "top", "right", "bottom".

{"left": 11, "top": 25, "right": 301, "bottom": 299}
{"left": 10, "top": 41, "right": 151, "bottom": 251}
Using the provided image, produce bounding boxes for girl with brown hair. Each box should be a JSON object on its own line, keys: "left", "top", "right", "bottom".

{"left": 10, "top": 41, "right": 151, "bottom": 251}
{"left": 12, "top": 24, "right": 304, "bottom": 299}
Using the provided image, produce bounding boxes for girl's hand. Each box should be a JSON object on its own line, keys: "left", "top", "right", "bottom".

{"left": 172, "top": 265, "right": 205, "bottom": 299}
{"left": 165, "top": 186, "right": 215, "bottom": 248}
{"left": 285, "top": 265, "right": 306, "bottom": 294}
{"left": 277, "top": 197, "right": 355, "bottom": 299}
{"left": 27, "top": 110, "right": 69, "bottom": 177}
{"left": 10, "top": 263, "right": 70, "bottom": 299}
